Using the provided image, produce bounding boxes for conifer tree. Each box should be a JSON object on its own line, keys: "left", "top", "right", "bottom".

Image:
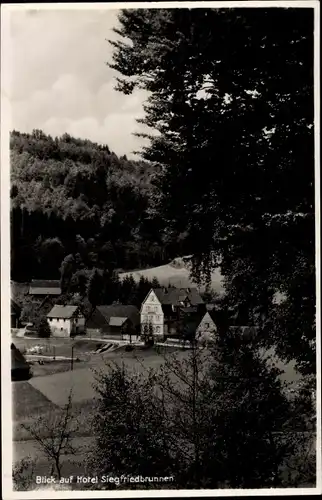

{"left": 87, "top": 268, "right": 102, "bottom": 310}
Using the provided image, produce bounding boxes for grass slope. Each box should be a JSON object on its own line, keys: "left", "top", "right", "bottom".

{"left": 119, "top": 257, "right": 224, "bottom": 293}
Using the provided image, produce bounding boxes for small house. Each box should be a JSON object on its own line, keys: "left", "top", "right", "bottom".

{"left": 11, "top": 343, "right": 31, "bottom": 381}
{"left": 29, "top": 280, "right": 61, "bottom": 297}
{"left": 196, "top": 311, "right": 218, "bottom": 344}
{"left": 86, "top": 305, "right": 140, "bottom": 340}
{"left": 47, "top": 305, "right": 85, "bottom": 337}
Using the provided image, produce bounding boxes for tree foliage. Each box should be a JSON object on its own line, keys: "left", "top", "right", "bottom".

{"left": 109, "top": 8, "right": 315, "bottom": 375}
{"left": 38, "top": 317, "right": 51, "bottom": 338}
{"left": 10, "top": 130, "right": 174, "bottom": 282}
{"left": 92, "top": 334, "right": 310, "bottom": 488}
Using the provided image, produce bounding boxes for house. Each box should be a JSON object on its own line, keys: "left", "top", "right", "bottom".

{"left": 140, "top": 287, "right": 206, "bottom": 339}
{"left": 196, "top": 311, "right": 218, "bottom": 344}
{"left": 47, "top": 305, "right": 85, "bottom": 337}
{"left": 11, "top": 343, "right": 31, "bottom": 381}
{"left": 86, "top": 305, "right": 140, "bottom": 340}
{"left": 29, "top": 280, "right": 61, "bottom": 297}
{"left": 11, "top": 300, "right": 21, "bottom": 328}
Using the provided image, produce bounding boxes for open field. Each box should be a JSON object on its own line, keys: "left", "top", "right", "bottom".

{"left": 119, "top": 257, "right": 224, "bottom": 294}
{"left": 29, "top": 359, "right": 87, "bottom": 378}
{"left": 12, "top": 381, "right": 58, "bottom": 421}
{"left": 13, "top": 343, "right": 301, "bottom": 422}
{"left": 26, "top": 346, "right": 187, "bottom": 406}
{"left": 13, "top": 398, "right": 97, "bottom": 442}
{"left": 12, "top": 341, "right": 303, "bottom": 482}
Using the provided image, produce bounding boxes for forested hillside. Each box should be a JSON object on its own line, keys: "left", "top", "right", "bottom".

{"left": 10, "top": 129, "right": 183, "bottom": 282}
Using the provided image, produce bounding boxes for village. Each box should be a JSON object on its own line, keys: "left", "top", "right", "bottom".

{"left": 11, "top": 272, "right": 304, "bottom": 484}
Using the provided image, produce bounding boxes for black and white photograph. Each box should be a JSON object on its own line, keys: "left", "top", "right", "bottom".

{"left": 1, "top": 1, "right": 320, "bottom": 497}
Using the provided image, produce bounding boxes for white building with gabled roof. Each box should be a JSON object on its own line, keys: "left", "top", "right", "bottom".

{"left": 140, "top": 287, "right": 205, "bottom": 339}
{"left": 47, "top": 304, "right": 85, "bottom": 337}
{"left": 196, "top": 311, "right": 218, "bottom": 344}
{"left": 140, "top": 289, "right": 165, "bottom": 338}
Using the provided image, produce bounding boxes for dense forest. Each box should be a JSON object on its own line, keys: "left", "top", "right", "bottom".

{"left": 10, "top": 129, "right": 186, "bottom": 282}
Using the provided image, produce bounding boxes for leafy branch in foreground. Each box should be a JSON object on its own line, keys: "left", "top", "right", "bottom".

{"left": 21, "top": 391, "right": 79, "bottom": 480}
{"left": 90, "top": 333, "right": 314, "bottom": 489}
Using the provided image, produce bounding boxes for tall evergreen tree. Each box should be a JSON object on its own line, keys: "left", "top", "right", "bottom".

{"left": 108, "top": 8, "right": 315, "bottom": 375}
{"left": 151, "top": 276, "right": 160, "bottom": 289}
{"left": 38, "top": 317, "right": 51, "bottom": 338}
{"left": 87, "top": 268, "right": 102, "bottom": 310}
{"left": 60, "top": 254, "right": 75, "bottom": 294}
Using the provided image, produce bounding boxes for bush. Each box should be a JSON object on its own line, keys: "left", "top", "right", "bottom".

{"left": 38, "top": 318, "right": 51, "bottom": 338}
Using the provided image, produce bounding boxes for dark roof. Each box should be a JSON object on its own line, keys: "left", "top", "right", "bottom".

{"left": 95, "top": 305, "right": 140, "bottom": 327}
{"left": 109, "top": 317, "right": 127, "bottom": 327}
{"left": 153, "top": 288, "right": 204, "bottom": 306}
{"left": 11, "top": 343, "right": 29, "bottom": 370}
{"left": 29, "top": 280, "right": 61, "bottom": 295}
{"left": 30, "top": 280, "right": 60, "bottom": 287}
{"left": 180, "top": 307, "right": 198, "bottom": 314}
{"left": 207, "top": 310, "right": 218, "bottom": 323}
{"left": 47, "top": 305, "right": 79, "bottom": 319}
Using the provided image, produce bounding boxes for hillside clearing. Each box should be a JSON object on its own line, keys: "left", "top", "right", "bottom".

{"left": 119, "top": 258, "right": 224, "bottom": 294}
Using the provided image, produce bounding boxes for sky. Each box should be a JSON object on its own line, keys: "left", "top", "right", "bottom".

{"left": 9, "top": 8, "right": 148, "bottom": 158}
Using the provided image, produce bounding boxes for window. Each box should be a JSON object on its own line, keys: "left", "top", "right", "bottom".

{"left": 205, "top": 323, "right": 210, "bottom": 328}
{"left": 156, "top": 326, "right": 160, "bottom": 333}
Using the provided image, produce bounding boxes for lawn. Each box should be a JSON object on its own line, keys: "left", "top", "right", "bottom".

{"left": 12, "top": 381, "right": 57, "bottom": 421}
{"left": 12, "top": 343, "right": 302, "bottom": 446}
{"left": 13, "top": 398, "right": 98, "bottom": 442}
{"left": 19, "top": 344, "right": 301, "bottom": 409}
{"left": 29, "top": 359, "right": 87, "bottom": 377}
{"left": 27, "top": 346, "right": 181, "bottom": 406}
